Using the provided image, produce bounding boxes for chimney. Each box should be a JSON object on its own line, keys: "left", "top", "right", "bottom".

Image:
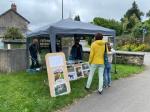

{"left": 11, "top": 3, "right": 17, "bottom": 12}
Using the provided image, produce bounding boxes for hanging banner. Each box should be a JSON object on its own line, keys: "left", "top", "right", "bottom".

{"left": 45, "top": 52, "right": 71, "bottom": 97}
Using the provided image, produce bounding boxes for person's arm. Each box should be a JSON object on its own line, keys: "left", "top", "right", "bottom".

{"left": 111, "top": 48, "right": 116, "bottom": 54}
{"left": 89, "top": 44, "right": 94, "bottom": 64}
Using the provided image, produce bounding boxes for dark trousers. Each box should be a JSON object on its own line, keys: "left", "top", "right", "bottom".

{"left": 30, "top": 57, "right": 40, "bottom": 69}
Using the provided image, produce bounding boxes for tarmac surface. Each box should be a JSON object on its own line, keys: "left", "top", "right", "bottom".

{"left": 65, "top": 53, "right": 150, "bottom": 112}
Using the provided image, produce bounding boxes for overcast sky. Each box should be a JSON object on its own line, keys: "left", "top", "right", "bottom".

{"left": 0, "top": 0, "right": 150, "bottom": 30}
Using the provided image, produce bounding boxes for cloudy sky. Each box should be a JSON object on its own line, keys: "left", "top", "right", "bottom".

{"left": 0, "top": 0, "right": 149, "bottom": 30}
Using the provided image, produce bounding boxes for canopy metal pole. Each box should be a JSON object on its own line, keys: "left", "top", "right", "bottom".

{"left": 62, "top": 0, "right": 63, "bottom": 19}
{"left": 113, "top": 34, "right": 117, "bottom": 74}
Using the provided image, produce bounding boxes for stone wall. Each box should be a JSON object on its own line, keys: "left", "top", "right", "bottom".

{"left": 115, "top": 51, "right": 145, "bottom": 66}
{"left": 83, "top": 51, "right": 145, "bottom": 66}
{"left": 0, "top": 49, "right": 26, "bottom": 73}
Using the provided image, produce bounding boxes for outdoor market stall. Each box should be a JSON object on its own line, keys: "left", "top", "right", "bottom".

{"left": 27, "top": 18, "right": 116, "bottom": 97}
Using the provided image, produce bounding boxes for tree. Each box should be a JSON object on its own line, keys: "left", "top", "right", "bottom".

{"left": 146, "top": 10, "right": 150, "bottom": 18}
{"left": 121, "top": 1, "right": 143, "bottom": 34}
{"left": 3, "top": 27, "right": 24, "bottom": 39}
{"left": 132, "top": 21, "right": 150, "bottom": 38}
{"left": 74, "top": 15, "right": 80, "bottom": 21}
{"left": 122, "top": 17, "right": 129, "bottom": 32}
{"left": 124, "top": 1, "right": 144, "bottom": 20}
{"left": 122, "top": 14, "right": 140, "bottom": 33}
{"left": 93, "top": 17, "right": 122, "bottom": 36}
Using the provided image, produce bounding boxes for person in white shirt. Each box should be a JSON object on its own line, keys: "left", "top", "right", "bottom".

{"left": 103, "top": 43, "right": 115, "bottom": 87}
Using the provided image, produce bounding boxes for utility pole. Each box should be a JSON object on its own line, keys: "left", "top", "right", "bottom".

{"left": 62, "top": 0, "right": 63, "bottom": 19}
{"left": 142, "top": 28, "right": 146, "bottom": 43}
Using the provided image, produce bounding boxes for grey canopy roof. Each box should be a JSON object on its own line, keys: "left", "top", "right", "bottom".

{"left": 27, "top": 18, "right": 116, "bottom": 52}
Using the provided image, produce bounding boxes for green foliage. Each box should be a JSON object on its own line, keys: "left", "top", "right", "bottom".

{"left": 133, "top": 44, "right": 146, "bottom": 51}
{"left": 112, "top": 64, "right": 144, "bottom": 80}
{"left": 146, "top": 10, "right": 150, "bottom": 18}
{"left": 0, "top": 64, "right": 144, "bottom": 112}
{"left": 132, "top": 22, "right": 143, "bottom": 38}
{"left": 3, "top": 27, "right": 24, "bottom": 39}
{"left": 124, "top": 1, "right": 144, "bottom": 20}
{"left": 121, "top": 1, "right": 144, "bottom": 34}
{"left": 93, "top": 17, "right": 122, "bottom": 36}
{"left": 132, "top": 21, "right": 150, "bottom": 38}
{"left": 122, "top": 14, "right": 140, "bottom": 33}
{"left": 120, "top": 43, "right": 150, "bottom": 52}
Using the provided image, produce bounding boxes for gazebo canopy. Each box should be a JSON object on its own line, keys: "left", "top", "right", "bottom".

{"left": 27, "top": 18, "right": 116, "bottom": 52}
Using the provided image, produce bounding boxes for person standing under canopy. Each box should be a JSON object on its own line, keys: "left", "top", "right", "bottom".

{"left": 29, "top": 39, "right": 40, "bottom": 69}
{"left": 70, "top": 38, "right": 83, "bottom": 61}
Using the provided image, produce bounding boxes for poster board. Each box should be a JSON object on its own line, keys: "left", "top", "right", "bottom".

{"left": 45, "top": 52, "right": 71, "bottom": 97}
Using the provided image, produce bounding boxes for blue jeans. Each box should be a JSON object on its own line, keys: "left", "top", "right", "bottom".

{"left": 86, "top": 64, "right": 104, "bottom": 91}
{"left": 103, "top": 63, "right": 112, "bottom": 87}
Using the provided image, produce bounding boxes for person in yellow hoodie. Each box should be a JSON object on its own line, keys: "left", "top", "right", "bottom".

{"left": 85, "top": 33, "right": 107, "bottom": 94}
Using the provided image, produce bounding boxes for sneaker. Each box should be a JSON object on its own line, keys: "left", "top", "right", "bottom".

{"left": 85, "top": 87, "right": 90, "bottom": 91}
{"left": 108, "top": 84, "right": 111, "bottom": 87}
{"left": 98, "top": 90, "right": 103, "bottom": 95}
{"left": 103, "top": 85, "right": 107, "bottom": 88}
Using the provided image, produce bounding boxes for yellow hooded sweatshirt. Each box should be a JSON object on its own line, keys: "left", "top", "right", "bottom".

{"left": 89, "top": 40, "right": 106, "bottom": 64}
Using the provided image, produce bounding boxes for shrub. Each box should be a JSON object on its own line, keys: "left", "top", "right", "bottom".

{"left": 144, "top": 44, "right": 150, "bottom": 52}
{"left": 133, "top": 44, "right": 146, "bottom": 51}
{"left": 3, "top": 27, "right": 24, "bottom": 39}
{"left": 120, "top": 43, "right": 150, "bottom": 52}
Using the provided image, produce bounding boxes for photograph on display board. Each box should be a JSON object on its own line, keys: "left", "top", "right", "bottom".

{"left": 53, "top": 67, "right": 64, "bottom": 81}
{"left": 83, "top": 69, "right": 90, "bottom": 77}
{"left": 75, "top": 65, "right": 83, "bottom": 78}
{"left": 82, "top": 62, "right": 90, "bottom": 70}
{"left": 68, "top": 72, "right": 77, "bottom": 81}
{"left": 55, "top": 83, "right": 67, "bottom": 96}
{"left": 67, "top": 65, "right": 75, "bottom": 73}
{"left": 53, "top": 67, "right": 68, "bottom": 96}
{"left": 67, "top": 65, "right": 77, "bottom": 81}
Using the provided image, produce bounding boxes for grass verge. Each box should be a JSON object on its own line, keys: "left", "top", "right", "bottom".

{"left": 0, "top": 64, "right": 144, "bottom": 112}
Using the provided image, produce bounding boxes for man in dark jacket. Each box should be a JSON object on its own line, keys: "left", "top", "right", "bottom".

{"left": 70, "top": 38, "right": 83, "bottom": 60}
{"left": 29, "top": 39, "right": 40, "bottom": 69}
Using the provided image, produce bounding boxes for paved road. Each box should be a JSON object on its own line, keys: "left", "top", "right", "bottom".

{"left": 65, "top": 53, "right": 150, "bottom": 112}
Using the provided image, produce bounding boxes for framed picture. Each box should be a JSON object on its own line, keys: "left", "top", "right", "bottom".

{"left": 83, "top": 69, "right": 90, "bottom": 77}
{"left": 74, "top": 64, "right": 83, "bottom": 78}
{"left": 68, "top": 72, "right": 77, "bottom": 81}
{"left": 82, "top": 62, "right": 90, "bottom": 70}
{"left": 55, "top": 82, "right": 67, "bottom": 96}
{"left": 82, "top": 62, "right": 90, "bottom": 77}
{"left": 53, "top": 67, "right": 64, "bottom": 81}
{"left": 67, "top": 65, "right": 77, "bottom": 81}
{"left": 67, "top": 65, "right": 75, "bottom": 73}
